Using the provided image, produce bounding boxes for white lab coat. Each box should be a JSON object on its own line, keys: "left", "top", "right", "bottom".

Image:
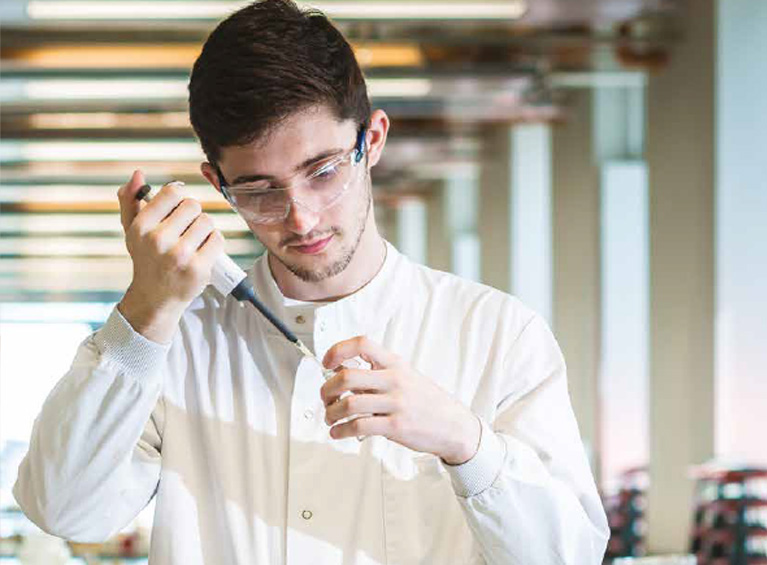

{"left": 14, "top": 241, "right": 608, "bottom": 564}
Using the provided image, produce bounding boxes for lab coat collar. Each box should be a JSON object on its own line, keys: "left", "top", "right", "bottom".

{"left": 248, "top": 240, "right": 409, "bottom": 338}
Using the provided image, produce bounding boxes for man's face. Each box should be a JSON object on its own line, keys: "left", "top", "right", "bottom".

{"left": 210, "top": 106, "right": 373, "bottom": 283}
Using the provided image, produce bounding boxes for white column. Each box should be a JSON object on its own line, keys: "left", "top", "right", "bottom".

{"left": 551, "top": 90, "right": 601, "bottom": 470}
{"left": 446, "top": 171, "right": 480, "bottom": 281}
{"left": 646, "top": 0, "right": 716, "bottom": 551}
{"left": 426, "top": 172, "right": 480, "bottom": 279}
{"left": 479, "top": 126, "right": 513, "bottom": 292}
{"left": 479, "top": 123, "right": 553, "bottom": 323}
{"left": 715, "top": 0, "right": 767, "bottom": 464}
{"left": 395, "top": 198, "right": 427, "bottom": 265}
{"left": 600, "top": 161, "right": 649, "bottom": 490}
{"left": 425, "top": 183, "right": 451, "bottom": 272}
{"left": 591, "top": 80, "right": 651, "bottom": 492}
{"left": 511, "top": 124, "right": 552, "bottom": 323}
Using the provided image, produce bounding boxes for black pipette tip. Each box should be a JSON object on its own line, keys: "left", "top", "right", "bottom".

{"left": 230, "top": 279, "right": 300, "bottom": 345}
{"left": 136, "top": 184, "right": 152, "bottom": 201}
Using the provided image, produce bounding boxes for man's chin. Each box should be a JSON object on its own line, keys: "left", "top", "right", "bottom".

{"left": 276, "top": 249, "right": 353, "bottom": 283}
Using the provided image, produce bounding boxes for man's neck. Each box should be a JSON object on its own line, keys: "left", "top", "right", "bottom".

{"left": 268, "top": 224, "right": 387, "bottom": 303}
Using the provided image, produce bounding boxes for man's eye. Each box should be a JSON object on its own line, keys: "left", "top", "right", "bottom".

{"left": 236, "top": 183, "right": 271, "bottom": 191}
{"left": 315, "top": 164, "right": 339, "bottom": 179}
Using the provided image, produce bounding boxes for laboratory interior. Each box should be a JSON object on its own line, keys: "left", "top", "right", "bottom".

{"left": 0, "top": 0, "right": 765, "bottom": 563}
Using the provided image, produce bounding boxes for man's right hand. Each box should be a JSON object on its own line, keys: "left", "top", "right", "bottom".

{"left": 116, "top": 170, "right": 225, "bottom": 343}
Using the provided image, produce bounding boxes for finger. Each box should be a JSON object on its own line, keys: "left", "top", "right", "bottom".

{"left": 178, "top": 213, "right": 214, "bottom": 252}
{"left": 329, "top": 415, "right": 392, "bottom": 440}
{"left": 134, "top": 182, "right": 186, "bottom": 231}
{"left": 160, "top": 198, "right": 204, "bottom": 240}
{"left": 324, "top": 393, "right": 396, "bottom": 426}
{"left": 323, "top": 335, "right": 399, "bottom": 371}
{"left": 117, "top": 169, "right": 146, "bottom": 232}
{"left": 320, "top": 368, "right": 391, "bottom": 406}
{"left": 194, "top": 230, "right": 225, "bottom": 269}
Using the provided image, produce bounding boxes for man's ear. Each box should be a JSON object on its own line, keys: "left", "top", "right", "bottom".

{"left": 365, "top": 109, "right": 390, "bottom": 169}
{"left": 201, "top": 162, "right": 222, "bottom": 193}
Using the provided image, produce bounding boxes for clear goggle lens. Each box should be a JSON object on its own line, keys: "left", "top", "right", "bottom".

{"left": 225, "top": 152, "right": 361, "bottom": 224}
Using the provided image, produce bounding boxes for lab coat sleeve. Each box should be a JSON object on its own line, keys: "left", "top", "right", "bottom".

{"left": 442, "top": 314, "right": 610, "bottom": 565}
{"left": 13, "top": 306, "right": 169, "bottom": 543}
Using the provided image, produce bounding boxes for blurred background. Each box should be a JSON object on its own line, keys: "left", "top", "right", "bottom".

{"left": 0, "top": 0, "right": 765, "bottom": 563}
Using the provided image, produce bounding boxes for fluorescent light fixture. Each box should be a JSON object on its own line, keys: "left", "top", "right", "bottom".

{"left": 28, "top": 1, "right": 526, "bottom": 21}
{"left": 549, "top": 72, "right": 647, "bottom": 89}
{"left": 0, "top": 141, "right": 204, "bottom": 163}
{"left": 309, "top": 2, "right": 526, "bottom": 20}
{"left": 2, "top": 77, "right": 430, "bottom": 104}
{"left": 0, "top": 213, "right": 248, "bottom": 234}
{"left": 0, "top": 237, "right": 257, "bottom": 257}
{"left": 367, "top": 78, "right": 432, "bottom": 98}
{"left": 11, "top": 42, "right": 418, "bottom": 71}
{"left": 24, "top": 79, "right": 187, "bottom": 101}
{"left": 12, "top": 44, "right": 200, "bottom": 69}
{"left": 0, "top": 184, "right": 219, "bottom": 203}
{"left": 27, "top": 1, "right": 242, "bottom": 20}
{"left": 29, "top": 112, "right": 190, "bottom": 130}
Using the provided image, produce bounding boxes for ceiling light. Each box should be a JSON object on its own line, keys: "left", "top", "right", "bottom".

{"left": 29, "top": 112, "right": 190, "bottom": 130}
{"left": 27, "top": 1, "right": 526, "bottom": 21}
{"left": 2, "top": 77, "right": 430, "bottom": 104}
{"left": 0, "top": 141, "right": 204, "bottom": 163}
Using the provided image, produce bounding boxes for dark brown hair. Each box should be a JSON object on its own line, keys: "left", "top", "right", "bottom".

{"left": 188, "top": 0, "right": 371, "bottom": 164}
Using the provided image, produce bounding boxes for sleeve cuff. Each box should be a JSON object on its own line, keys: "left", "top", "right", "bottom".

{"left": 443, "top": 416, "right": 506, "bottom": 498}
{"left": 93, "top": 307, "right": 171, "bottom": 380}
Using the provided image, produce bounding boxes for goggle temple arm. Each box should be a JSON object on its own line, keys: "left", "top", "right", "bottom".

{"left": 354, "top": 127, "right": 367, "bottom": 164}
{"left": 213, "top": 164, "right": 236, "bottom": 206}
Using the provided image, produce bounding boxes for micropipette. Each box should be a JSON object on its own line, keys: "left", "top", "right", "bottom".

{"left": 134, "top": 183, "right": 332, "bottom": 376}
{"left": 136, "top": 182, "right": 367, "bottom": 439}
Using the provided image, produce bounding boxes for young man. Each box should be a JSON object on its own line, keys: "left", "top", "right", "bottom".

{"left": 14, "top": 1, "right": 609, "bottom": 563}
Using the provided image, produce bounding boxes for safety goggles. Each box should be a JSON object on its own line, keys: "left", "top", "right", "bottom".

{"left": 216, "top": 128, "right": 367, "bottom": 225}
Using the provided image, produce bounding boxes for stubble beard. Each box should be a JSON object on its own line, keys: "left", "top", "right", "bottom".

{"left": 274, "top": 176, "right": 372, "bottom": 283}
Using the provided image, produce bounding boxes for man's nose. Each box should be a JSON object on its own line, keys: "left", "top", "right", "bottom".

{"left": 283, "top": 199, "right": 320, "bottom": 235}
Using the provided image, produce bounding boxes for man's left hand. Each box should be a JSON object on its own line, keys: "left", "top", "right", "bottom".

{"left": 320, "top": 336, "right": 481, "bottom": 466}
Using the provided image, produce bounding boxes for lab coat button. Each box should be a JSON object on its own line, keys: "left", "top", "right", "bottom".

{"left": 318, "top": 321, "right": 326, "bottom": 332}
{"left": 303, "top": 409, "right": 314, "bottom": 420}
{"left": 296, "top": 315, "right": 306, "bottom": 324}
{"left": 301, "top": 510, "right": 313, "bottom": 520}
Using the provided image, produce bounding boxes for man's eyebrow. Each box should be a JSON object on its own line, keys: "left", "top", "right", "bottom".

{"left": 229, "top": 147, "right": 344, "bottom": 185}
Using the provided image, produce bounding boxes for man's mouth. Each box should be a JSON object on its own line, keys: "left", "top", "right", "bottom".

{"left": 289, "top": 235, "right": 334, "bottom": 255}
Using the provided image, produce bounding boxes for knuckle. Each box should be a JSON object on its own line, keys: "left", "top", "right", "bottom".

{"left": 163, "top": 183, "right": 181, "bottom": 199}
{"left": 210, "top": 232, "right": 226, "bottom": 253}
{"left": 187, "top": 262, "right": 206, "bottom": 282}
{"left": 200, "top": 215, "right": 216, "bottom": 235}
{"left": 184, "top": 198, "right": 203, "bottom": 216}
{"left": 207, "top": 229, "right": 224, "bottom": 247}
{"left": 147, "top": 230, "right": 165, "bottom": 251}
{"left": 338, "top": 368, "right": 353, "bottom": 388}
{"left": 168, "top": 246, "right": 189, "bottom": 269}
{"left": 195, "top": 212, "right": 210, "bottom": 229}
{"left": 344, "top": 395, "right": 358, "bottom": 414}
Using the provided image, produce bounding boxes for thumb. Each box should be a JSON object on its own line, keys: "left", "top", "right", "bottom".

{"left": 117, "top": 169, "right": 147, "bottom": 233}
